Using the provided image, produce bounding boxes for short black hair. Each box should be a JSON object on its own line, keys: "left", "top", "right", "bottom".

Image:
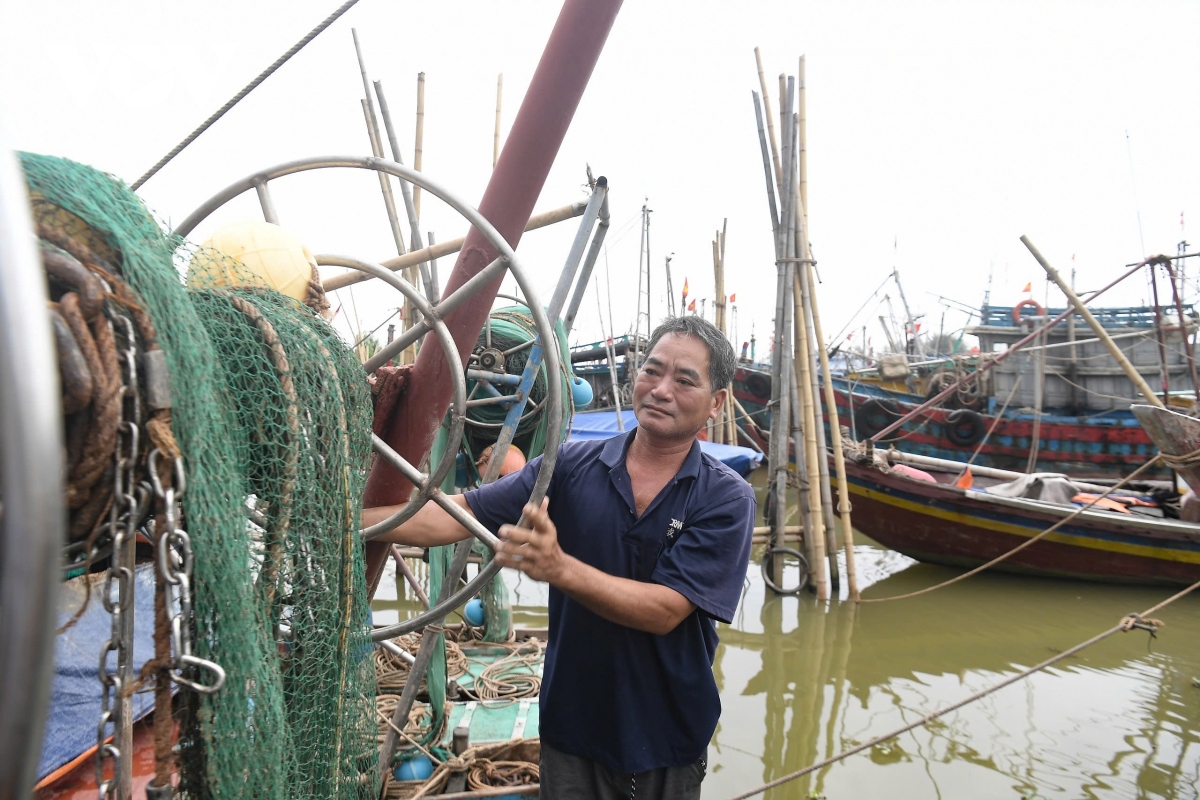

{"left": 644, "top": 316, "right": 737, "bottom": 390}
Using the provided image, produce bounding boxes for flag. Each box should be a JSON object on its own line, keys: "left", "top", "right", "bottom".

{"left": 729, "top": 293, "right": 736, "bottom": 303}
{"left": 687, "top": 298, "right": 696, "bottom": 312}
{"left": 682, "top": 277, "right": 689, "bottom": 297}
{"left": 1022, "top": 282, "right": 1032, "bottom": 293}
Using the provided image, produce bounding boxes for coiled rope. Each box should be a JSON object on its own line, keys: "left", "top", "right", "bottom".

{"left": 725, "top": 576, "right": 1200, "bottom": 800}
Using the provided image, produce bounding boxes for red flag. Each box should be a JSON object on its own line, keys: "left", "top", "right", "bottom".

{"left": 1022, "top": 282, "right": 1032, "bottom": 293}
{"left": 728, "top": 293, "right": 736, "bottom": 303}
{"left": 682, "top": 277, "right": 689, "bottom": 297}
{"left": 687, "top": 298, "right": 696, "bottom": 312}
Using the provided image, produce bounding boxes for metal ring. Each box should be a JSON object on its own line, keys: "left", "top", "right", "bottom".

{"left": 760, "top": 546, "right": 810, "bottom": 595}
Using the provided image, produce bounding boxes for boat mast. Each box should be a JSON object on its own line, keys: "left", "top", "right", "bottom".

{"left": 893, "top": 267, "right": 922, "bottom": 358}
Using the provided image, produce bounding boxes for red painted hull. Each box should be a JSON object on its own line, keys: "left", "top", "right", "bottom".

{"left": 840, "top": 458, "right": 1200, "bottom": 585}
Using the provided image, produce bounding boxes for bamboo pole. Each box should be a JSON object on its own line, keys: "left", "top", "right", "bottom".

{"left": 352, "top": 31, "right": 408, "bottom": 257}
{"left": 791, "top": 99, "right": 837, "bottom": 589}
{"left": 713, "top": 225, "right": 727, "bottom": 443}
{"left": 766, "top": 83, "right": 796, "bottom": 591}
{"left": 754, "top": 47, "right": 783, "bottom": 191}
{"left": 493, "top": 73, "right": 504, "bottom": 169}
{"left": 784, "top": 102, "right": 828, "bottom": 600}
{"left": 790, "top": 246, "right": 828, "bottom": 599}
{"left": 323, "top": 200, "right": 588, "bottom": 291}
{"left": 413, "top": 72, "right": 425, "bottom": 221}
{"left": 798, "top": 56, "right": 809, "bottom": 236}
{"left": 1022, "top": 236, "right": 1165, "bottom": 409}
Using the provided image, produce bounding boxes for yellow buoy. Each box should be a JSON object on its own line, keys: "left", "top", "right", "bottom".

{"left": 189, "top": 220, "right": 319, "bottom": 305}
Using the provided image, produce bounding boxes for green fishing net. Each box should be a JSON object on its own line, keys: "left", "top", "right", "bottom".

{"left": 22, "top": 153, "right": 379, "bottom": 800}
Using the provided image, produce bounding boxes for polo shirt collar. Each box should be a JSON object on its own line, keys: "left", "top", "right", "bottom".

{"left": 599, "top": 429, "right": 704, "bottom": 481}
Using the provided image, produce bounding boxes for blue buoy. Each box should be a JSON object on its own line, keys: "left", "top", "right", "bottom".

{"left": 394, "top": 754, "right": 434, "bottom": 782}
{"left": 570, "top": 375, "right": 594, "bottom": 408}
{"left": 464, "top": 598, "right": 486, "bottom": 627}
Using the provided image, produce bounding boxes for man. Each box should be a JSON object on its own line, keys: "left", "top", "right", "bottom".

{"left": 366, "top": 316, "right": 755, "bottom": 799}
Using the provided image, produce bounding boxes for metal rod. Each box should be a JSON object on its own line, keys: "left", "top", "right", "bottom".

{"left": 1162, "top": 259, "right": 1200, "bottom": 402}
{"left": 323, "top": 199, "right": 588, "bottom": 291}
{"left": 547, "top": 179, "right": 607, "bottom": 323}
{"left": 253, "top": 178, "right": 280, "bottom": 224}
{"left": 377, "top": 537, "right": 475, "bottom": 776}
{"left": 390, "top": 544, "right": 429, "bottom": 608}
{"left": 562, "top": 184, "right": 611, "bottom": 335}
{"left": 357, "top": 255, "right": 510, "bottom": 373}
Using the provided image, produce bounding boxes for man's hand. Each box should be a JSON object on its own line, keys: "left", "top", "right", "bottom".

{"left": 495, "top": 498, "right": 567, "bottom": 583}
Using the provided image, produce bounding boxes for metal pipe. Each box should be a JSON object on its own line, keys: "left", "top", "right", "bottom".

{"left": 869, "top": 256, "right": 1160, "bottom": 442}
{"left": 390, "top": 544, "right": 429, "bottom": 608}
{"left": 1162, "top": 259, "right": 1200, "bottom": 402}
{"left": 0, "top": 143, "right": 65, "bottom": 800}
{"left": 547, "top": 179, "right": 607, "bottom": 322}
{"left": 323, "top": 199, "right": 588, "bottom": 291}
{"left": 378, "top": 638, "right": 417, "bottom": 666}
{"left": 357, "top": 255, "right": 510, "bottom": 373}
{"left": 361, "top": 0, "right": 622, "bottom": 592}
{"left": 562, "top": 185, "right": 611, "bottom": 335}
{"left": 1022, "top": 236, "right": 1165, "bottom": 409}
{"left": 253, "top": 178, "right": 280, "bottom": 224}
{"left": 376, "top": 536, "right": 475, "bottom": 776}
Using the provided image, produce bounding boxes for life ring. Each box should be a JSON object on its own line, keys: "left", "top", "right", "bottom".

{"left": 854, "top": 398, "right": 903, "bottom": 441}
{"left": 1012, "top": 299, "right": 1045, "bottom": 324}
{"left": 944, "top": 408, "right": 986, "bottom": 447}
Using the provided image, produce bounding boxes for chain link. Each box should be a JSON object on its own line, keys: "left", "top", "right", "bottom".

{"left": 97, "top": 314, "right": 141, "bottom": 799}
{"left": 149, "top": 449, "right": 226, "bottom": 695}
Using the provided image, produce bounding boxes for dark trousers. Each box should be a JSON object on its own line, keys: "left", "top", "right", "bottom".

{"left": 540, "top": 742, "right": 706, "bottom": 800}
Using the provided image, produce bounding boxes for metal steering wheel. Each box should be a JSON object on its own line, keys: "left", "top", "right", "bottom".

{"left": 175, "top": 155, "right": 563, "bottom": 641}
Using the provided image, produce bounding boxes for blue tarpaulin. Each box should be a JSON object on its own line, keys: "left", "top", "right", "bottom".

{"left": 571, "top": 409, "right": 763, "bottom": 476}
{"left": 38, "top": 563, "right": 160, "bottom": 782}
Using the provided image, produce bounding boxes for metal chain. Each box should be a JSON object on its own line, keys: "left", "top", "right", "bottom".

{"left": 149, "top": 448, "right": 226, "bottom": 695}
{"left": 96, "top": 314, "right": 141, "bottom": 800}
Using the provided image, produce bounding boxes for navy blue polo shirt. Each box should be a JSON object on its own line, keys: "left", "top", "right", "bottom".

{"left": 465, "top": 429, "right": 755, "bottom": 773}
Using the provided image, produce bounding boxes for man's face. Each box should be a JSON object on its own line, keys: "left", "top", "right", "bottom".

{"left": 633, "top": 333, "right": 726, "bottom": 441}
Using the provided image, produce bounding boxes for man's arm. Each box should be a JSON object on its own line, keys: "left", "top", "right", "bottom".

{"left": 496, "top": 500, "right": 696, "bottom": 636}
{"left": 364, "top": 494, "right": 475, "bottom": 548}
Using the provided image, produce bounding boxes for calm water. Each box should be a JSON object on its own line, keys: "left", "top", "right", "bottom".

{"left": 373, "top": 473, "right": 1200, "bottom": 800}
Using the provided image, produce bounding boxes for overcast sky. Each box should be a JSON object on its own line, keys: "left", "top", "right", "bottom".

{"left": 3, "top": 1, "right": 1198, "bottom": 357}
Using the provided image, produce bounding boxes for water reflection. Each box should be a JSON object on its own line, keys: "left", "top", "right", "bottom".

{"left": 708, "top": 542, "right": 1200, "bottom": 799}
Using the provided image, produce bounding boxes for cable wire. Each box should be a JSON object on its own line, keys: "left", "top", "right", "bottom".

{"left": 131, "top": 0, "right": 362, "bottom": 190}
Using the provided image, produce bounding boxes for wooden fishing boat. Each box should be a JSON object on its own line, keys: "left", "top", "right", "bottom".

{"left": 837, "top": 449, "right": 1200, "bottom": 585}
{"left": 735, "top": 368, "right": 1171, "bottom": 480}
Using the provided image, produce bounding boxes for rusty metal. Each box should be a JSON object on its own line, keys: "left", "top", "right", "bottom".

{"left": 361, "top": 0, "right": 625, "bottom": 591}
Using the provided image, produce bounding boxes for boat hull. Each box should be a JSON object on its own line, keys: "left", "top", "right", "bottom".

{"left": 839, "top": 458, "right": 1200, "bottom": 585}
{"left": 733, "top": 367, "right": 1168, "bottom": 480}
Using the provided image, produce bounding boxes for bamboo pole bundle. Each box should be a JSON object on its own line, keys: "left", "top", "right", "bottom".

{"left": 792, "top": 90, "right": 837, "bottom": 588}
{"left": 783, "top": 91, "right": 828, "bottom": 600}
{"left": 754, "top": 47, "right": 783, "bottom": 191}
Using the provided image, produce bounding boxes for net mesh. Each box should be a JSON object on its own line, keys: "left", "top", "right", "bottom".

{"left": 23, "top": 152, "right": 380, "bottom": 800}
